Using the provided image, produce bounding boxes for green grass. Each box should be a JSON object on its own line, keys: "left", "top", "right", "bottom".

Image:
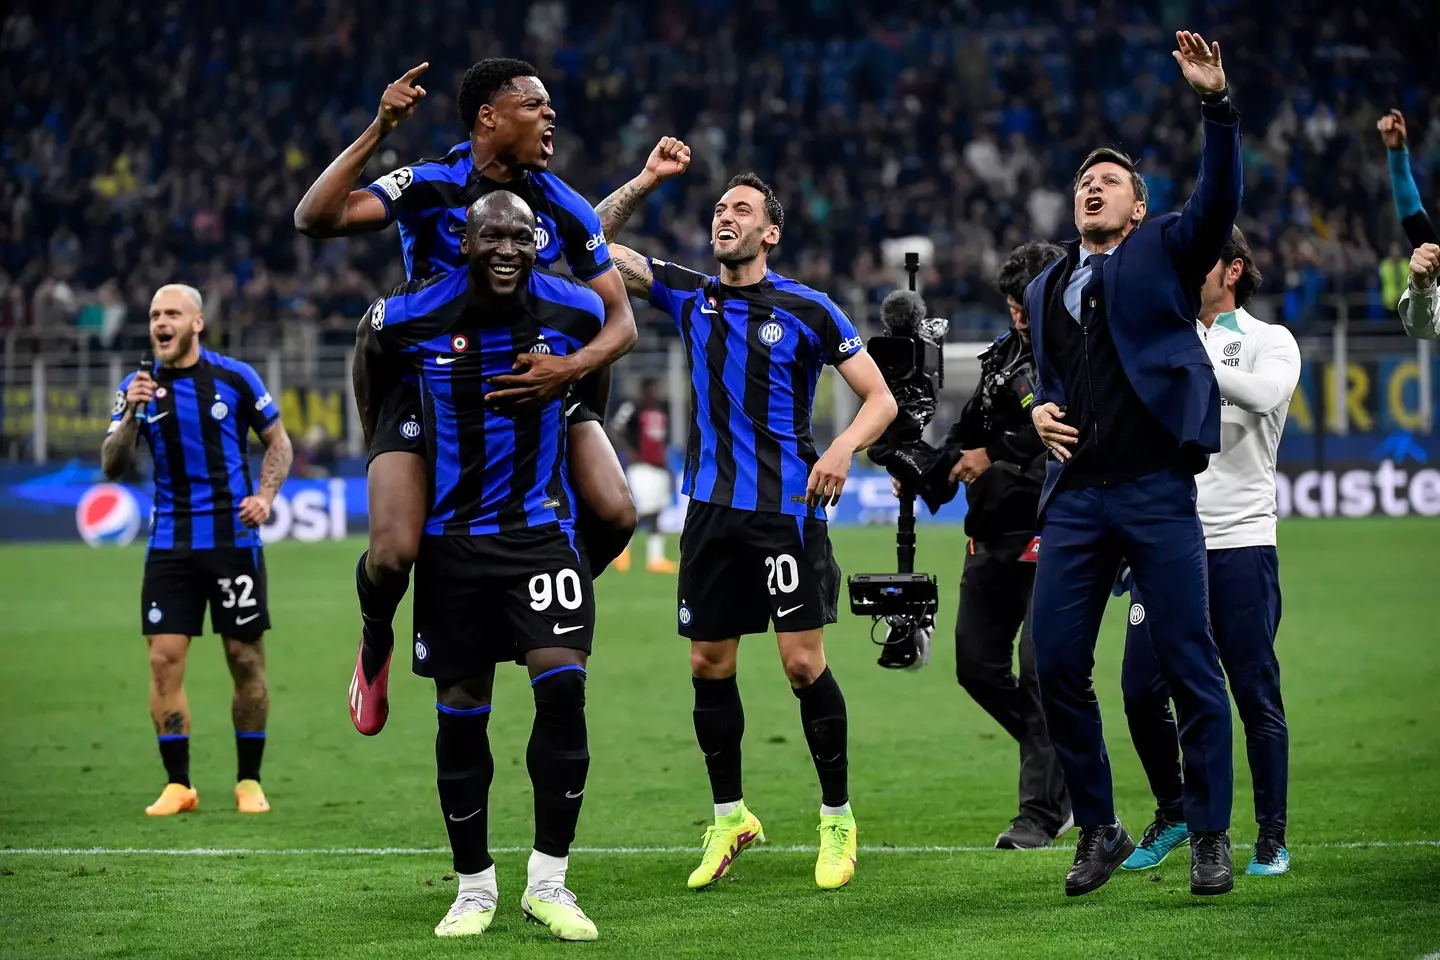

{"left": 1, "top": 520, "right": 1438, "bottom": 959}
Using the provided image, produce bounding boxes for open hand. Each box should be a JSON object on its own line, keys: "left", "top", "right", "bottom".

{"left": 237, "top": 494, "right": 273, "bottom": 528}
{"left": 644, "top": 137, "right": 692, "bottom": 183}
{"left": 377, "top": 63, "right": 429, "bottom": 135}
{"left": 1172, "top": 31, "right": 1224, "bottom": 95}
{"left": 485, "top": 352, "right": 582, "bottom": 413}
{"left": 1377, "top": 109, "right": 1408, "bottom": 151}
{"left": 1032, "top": 402, "right": 1079, "bottom": 462}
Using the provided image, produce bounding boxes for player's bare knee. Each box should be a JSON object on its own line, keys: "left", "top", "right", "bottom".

{"left": 147, "top": 636, "right": 188, "bottom": 687}
{"left": 367, "top": 534, "right": 418, "bottom": 579}
{"left": 781, "top": 649, "right": 825, "bottom": 687}
{"left": 690, "top": 642, "right": 738, "bottom": 680}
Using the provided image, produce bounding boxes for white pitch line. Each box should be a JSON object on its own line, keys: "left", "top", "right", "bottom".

{"left": 2, "top": 840, "right": 1438, "bottom": 857}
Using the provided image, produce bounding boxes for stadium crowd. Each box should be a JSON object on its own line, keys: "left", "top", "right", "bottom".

{"left": 1, "top": 0, "right": 1435, "bottom": 352}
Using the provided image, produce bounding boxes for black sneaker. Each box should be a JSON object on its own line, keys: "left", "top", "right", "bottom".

{"left": 1190, "top": 831, "right": 1234, "bottom": 895}
{"left": 995, "top": 816, "right": 1053, "bottom": 850}
{"left": 1065, "top": 821, "right": 1135, "bottom": 896}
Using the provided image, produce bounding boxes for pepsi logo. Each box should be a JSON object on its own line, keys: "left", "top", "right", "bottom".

{"left": 77, "top": 483, "right": 142, "bottom": 548}
{"left": 451, "top": 334, "right": 469, "bottom": 353}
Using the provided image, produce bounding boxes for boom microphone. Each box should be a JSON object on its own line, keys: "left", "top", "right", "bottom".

{"left": 880, "top": 289, "right": 926, "bottom": 337}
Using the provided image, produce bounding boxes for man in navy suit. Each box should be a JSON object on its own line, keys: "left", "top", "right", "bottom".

{"left": 1024, "top": 31, "right": 1240, "bottom": 899}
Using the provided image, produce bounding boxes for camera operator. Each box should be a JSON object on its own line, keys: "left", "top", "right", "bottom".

{"left": 896, "top": 241, "right": 1072, "bottom": 849}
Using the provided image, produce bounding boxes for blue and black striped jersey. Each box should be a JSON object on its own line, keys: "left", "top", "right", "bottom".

{"left": 365, "top": 143, "right": 612, "bottom": 282}
{"left": 647, "top": 261, "right": 865, "bottom": 520}
{"left": 109, "top": 350, "right": 280, "bottom": 550}
{"left": 370, "top": 267, "right": 605, "bottom": 536}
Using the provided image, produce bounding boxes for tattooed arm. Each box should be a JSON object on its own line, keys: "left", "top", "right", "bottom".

{"left": 610, "top": 244, "right": 656, "bottom": 300}
{"left": 596, "top": 137, "right": 691, "bottom": 240}
{"left": 237, "top": 420, "right": 293, "bottom": 528}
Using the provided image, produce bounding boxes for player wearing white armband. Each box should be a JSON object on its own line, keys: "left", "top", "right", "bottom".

{"left": 1119, "top": 227, "right": 1301, "bottom": 878}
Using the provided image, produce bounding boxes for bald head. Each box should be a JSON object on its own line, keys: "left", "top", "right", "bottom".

{"left": 463, "top": 191, "right": 539, "bottom": 297}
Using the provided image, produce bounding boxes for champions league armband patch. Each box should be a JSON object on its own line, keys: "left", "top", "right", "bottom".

{"left": 1019, "top": 536, "right": 1040, "bottom": 563}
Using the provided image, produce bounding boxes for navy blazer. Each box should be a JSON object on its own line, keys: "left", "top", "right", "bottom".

{"left": 1025, "top": 101, "right": 1242, "bottom": 519}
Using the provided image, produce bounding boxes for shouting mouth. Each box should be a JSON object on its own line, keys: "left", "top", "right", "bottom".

{"left": 716, "top": 228, "right": 738, "bottom": 243}
{"left": 154, "top": 331, "right": 175, "bottom": 350}
{"left": 541, "top": 128, "right": 554, "bottom": 158}
{"left": 1083, "top": 197, "right": 1105, "bottom": 215}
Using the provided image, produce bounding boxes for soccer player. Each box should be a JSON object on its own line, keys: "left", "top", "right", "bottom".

{"left": 1376, "top": 109, "right": 1438, "bottom": 248}
{"left": 1401, "top": 242, "right": 1440, "bottom": 338}
{"left": 1118, "top": 228, "right": 1300, "bottom": 876}
{"left": 362, "top": 192, "right": 602, "bottom": 940}
{"left": 608, "top": 377, "right": 678, "bottom": 573}
{"left": 294, "top": 58, "right": 645, "bottom": 736}
{"left": 598, "top": 167, "right": 897, "bottom": 890}
{"left": 100, "top": 285, "right": 293, "bottom": 816}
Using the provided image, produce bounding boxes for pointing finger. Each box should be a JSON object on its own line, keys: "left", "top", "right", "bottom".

{"left": 399, "top": 62, "right": 430, "bottom": 84}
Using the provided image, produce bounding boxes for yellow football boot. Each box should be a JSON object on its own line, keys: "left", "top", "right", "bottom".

{"left": 235, "top": 779, "right": 270, "bottom": 814}
{"left": 816, "top": 810, "right": 857, "bottom": 890}
{"left": 145, "top": 783, "right": 198, "bottom": 816}
{"left": 687, "top": 802, "right": 766, "bottom": 889}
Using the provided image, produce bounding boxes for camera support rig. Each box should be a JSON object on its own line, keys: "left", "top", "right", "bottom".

{"left": 847, "top": 252, "right": 940, "bottom": 669}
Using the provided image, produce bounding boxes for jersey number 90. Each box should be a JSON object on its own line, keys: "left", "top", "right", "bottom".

{"left": 528, "top": 569, "right": 583, "bottom": 611}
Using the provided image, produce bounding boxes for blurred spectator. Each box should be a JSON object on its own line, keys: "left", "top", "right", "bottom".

{"left": 0, "top": 0, "right": 1434, "bottom": 356}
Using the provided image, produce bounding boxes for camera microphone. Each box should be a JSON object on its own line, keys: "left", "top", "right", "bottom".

{"left": 880, "top": 289, "right": 926, "bottom": 338}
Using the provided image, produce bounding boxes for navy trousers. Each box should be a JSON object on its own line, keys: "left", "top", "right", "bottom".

{"left": 1123, "top": 545, "right": 1288, "bottom": 830}
{"left": 1031, "top": 469, "right": 1233, "bottom": 832}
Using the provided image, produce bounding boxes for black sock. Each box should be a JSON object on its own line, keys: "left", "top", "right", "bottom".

{"left": 794, "top": 667, "right": 849, "bottom": 808}
{"left": 236, "top": 732, "right": 265, "bottom": 782}
{"left": 356, "top": 551, "right": 407, "bottom": 682}
{"left": 158, "top": 735, "right": 190, "bottom": 787}
{"left": 436, "top": 704, "right": 495, "bottom": 874}
{"left": 527, "top": 666, "right": 589, "bottom": 858}
{"left": 692, "top": 675, "right": 744, "bottom": 805}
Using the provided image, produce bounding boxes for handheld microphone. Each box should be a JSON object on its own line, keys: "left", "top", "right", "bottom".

{"left": 130, "top": 351, "right": 154, "bottom": 417}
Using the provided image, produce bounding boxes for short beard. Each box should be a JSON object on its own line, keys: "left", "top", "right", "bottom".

{"left": 714, "top": 236, "right": 766, "bottom": 268}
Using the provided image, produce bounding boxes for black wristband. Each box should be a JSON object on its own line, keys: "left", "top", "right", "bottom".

{"left": 1199, "top": 86, "right": 1230, "bottom": 104}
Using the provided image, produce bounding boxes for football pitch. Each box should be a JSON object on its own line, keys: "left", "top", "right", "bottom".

{"left": 2, "top": 520, "right": 1438, "bottom": 959}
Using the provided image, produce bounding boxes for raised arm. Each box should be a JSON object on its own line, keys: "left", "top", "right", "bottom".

{"left": 1163, "top": 31, "right": 1242, "bottom": 275}
{"left": 595, "top": 137, "right": 691, "bottom": 241}
{"left": 1399, "top": 244, "right": 1440, "bottom": 340}
{"left": 294, "top": 63, "right": 429, "bottom": 237}
{"left": 1213, "top": 326, "right": 1301, "bottom": 416}
{"left": 1378, "top": 110, "right": 1440, "bottom": 248}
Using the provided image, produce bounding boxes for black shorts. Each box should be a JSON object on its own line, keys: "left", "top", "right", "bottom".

{"left": 368, "top": 377, "right": 425, "bottom": 463}
{"left": 565, "top": 398, "right": 604, "bottom": 426}
{"left": 142, "top": 547, "right": 270, "bottom": 640}
{"left": 412, "top": 527, "right": 595, "bottom": 678}
{"left": 677, "top": 500, "right": 840, "bottom": 641}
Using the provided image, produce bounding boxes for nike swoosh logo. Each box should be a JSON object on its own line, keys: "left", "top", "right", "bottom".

{"left": 553, "top": 624, "right": 584, "bottom": 635}
{"left": 698, "top": 306, "right": 718, "bottom": 315}
{"left": 146, "top": 412, "right": 169, "bottom": 423}
{"left": 776, "top": 604, "right": 804, "bottom": 618}
{"left": 448, "top": 808, "right": 483, "bottom": 822}
{"left": 564, "top": 789, "right": 584, "bottom": 799}
{"left": 1102, "top": 834, "right": 1120, "bottom": 853}
{"left": 435, "top": 356, "right": 459, "bottom": 365}
{"left": 448, "top": 221, "right": 466, "bottom": 234}
{"left": 234, "top": 613, "right": 260, "bottom": 626}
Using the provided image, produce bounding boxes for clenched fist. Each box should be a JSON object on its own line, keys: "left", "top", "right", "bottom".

{"left": 1412, "top": 244, "right": 1440, "bottom": 290}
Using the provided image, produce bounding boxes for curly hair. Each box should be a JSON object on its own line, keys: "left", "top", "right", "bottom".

{"left": 457, "top": 58, "right": 538, "bottom": 133}
{"left": 996, "top": 240, "right": 1066, "bottom": 302}
{"left": 726, "top": 173, "right": 785, "bottom": 241}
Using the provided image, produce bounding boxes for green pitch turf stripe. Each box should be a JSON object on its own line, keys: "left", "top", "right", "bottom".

{"left": 4, "top": 840, "right": 1438, "bottom": 856}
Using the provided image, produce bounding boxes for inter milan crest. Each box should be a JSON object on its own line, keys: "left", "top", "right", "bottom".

{"left": 759, "top": 320, "right": 785, "bottom": 346}
{"left": 210, "top": 395, "right": 229, "bottom": 420}
{"left": 1224, "top": 341, "right": 1242, "bottom": 357}
{"left": 451, "top": 334, "right": 469, "bottom": 353}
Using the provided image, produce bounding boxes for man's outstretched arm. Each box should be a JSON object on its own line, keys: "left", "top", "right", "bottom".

{"left": 595, "top": 138, "right": 691, "bottom": 241}
{"left": 294, "top": 63, "right": 429, "bottom": 237}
